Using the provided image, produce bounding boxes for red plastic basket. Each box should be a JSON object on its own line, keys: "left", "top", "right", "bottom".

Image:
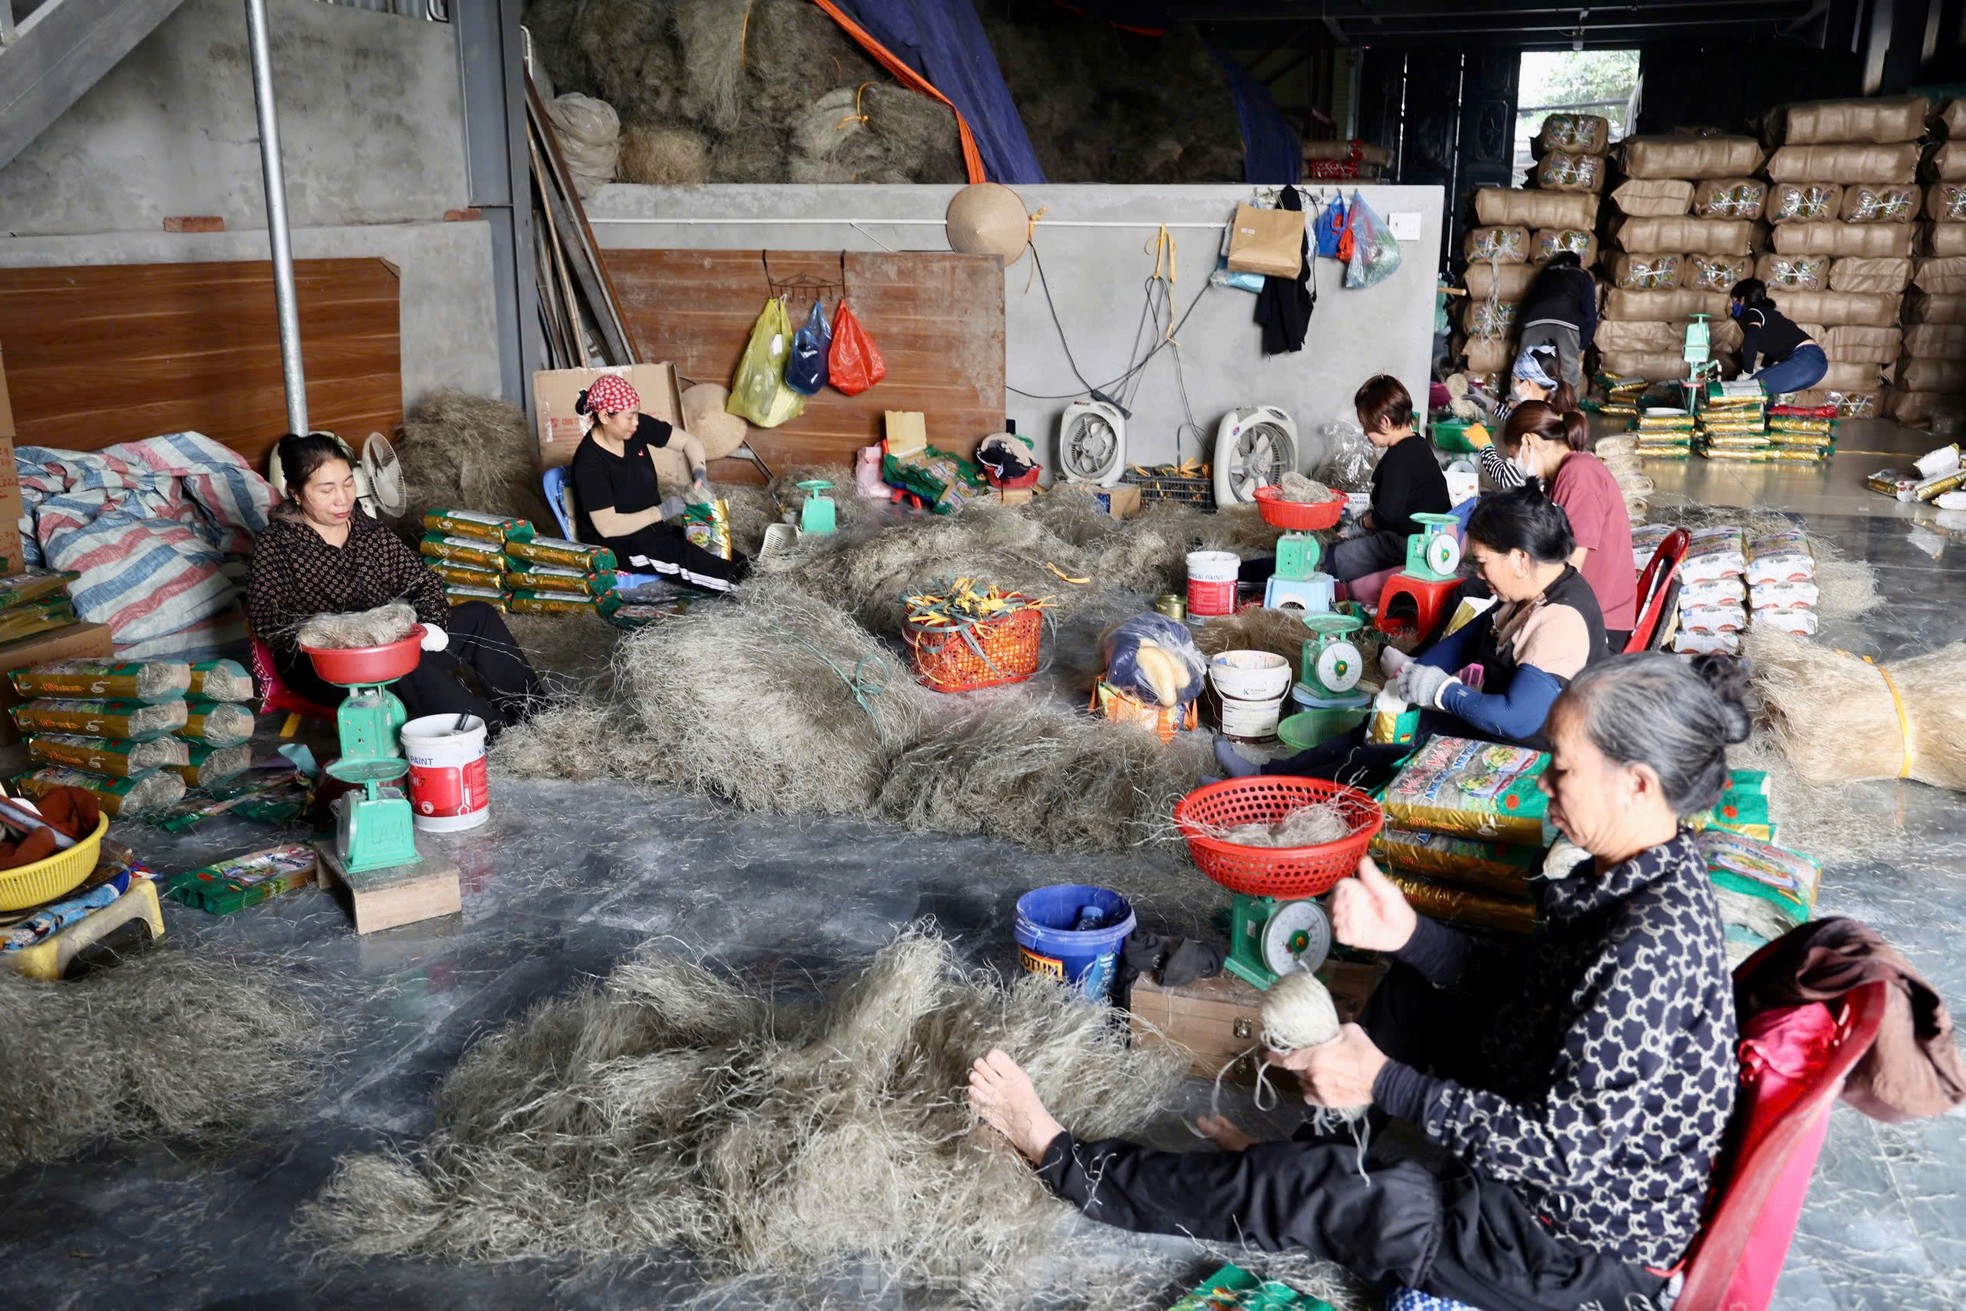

{"left": 986, "top": 466, "right": 1041, "bottom": 490}
{"left": 1253, "top": 485, "right": 1346, "bottom": 532}
{"left": 299, "top": 626, "right": 426, "bottom": 686}
{"left": 1173, "top": 777, "right": 1384, "bottom": 898}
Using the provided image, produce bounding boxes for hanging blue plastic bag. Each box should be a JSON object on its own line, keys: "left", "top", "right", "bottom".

{"left": 784, "top": 298, "right": 832, "bottom": 396}
{"left": 1312, "top": 195, "right": 1349, "bottom": 258}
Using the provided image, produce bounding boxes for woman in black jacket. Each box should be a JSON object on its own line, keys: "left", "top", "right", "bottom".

{"left": 1516, "top": 251, "right": 1597, "bottom": 389}
{"left": 971, "top": 652, "right": 1747, "bottom": 1311}
{"left": 1731, "top": 278, "right": 1829, "bottom": 396}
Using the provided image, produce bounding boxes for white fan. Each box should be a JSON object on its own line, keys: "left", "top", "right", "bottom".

{"left": 1212, "top": 405, "right": 1298, "bottom": 505}
{"left": 1056, "top": 400, "right": 1127, "bottom": 485}
{"left": 267, "top": 431, "right": 407, "bottom": 519}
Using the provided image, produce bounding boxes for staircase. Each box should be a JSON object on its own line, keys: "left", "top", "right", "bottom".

{"left": 0, "top": 0, "right": 191, "bottom": 172}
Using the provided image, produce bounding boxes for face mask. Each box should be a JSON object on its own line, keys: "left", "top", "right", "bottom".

{"left": 1512, "top": 451, "right": 1539, "bottom": 479}
{"left": 1730, "top": 302, "right": 1744, "bottom": 320}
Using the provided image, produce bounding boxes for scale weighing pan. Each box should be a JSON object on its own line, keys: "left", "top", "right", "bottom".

{"left": 301, "top": 626, "right": 427, "bottom": 686}
{"left": 326, "top": 757, "right": 411, "bottom": 786}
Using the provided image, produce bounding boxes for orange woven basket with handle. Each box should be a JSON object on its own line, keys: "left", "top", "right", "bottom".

{"left": 907, "top": 603, "right": 1045, "bottom": 692}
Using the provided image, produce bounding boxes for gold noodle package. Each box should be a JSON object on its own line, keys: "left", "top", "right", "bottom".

{"left": 9, "top": 698, "right": 188, "bottom": 742}
{"left": 422, "top": 509, "right": 535, "bottom": 543}
{"left": 12, "top": 764, "right": 186, "bottom": 818}
{"left": 506, "top": 535, "right": 617, "bottom": 572}
{"left": 9, "top": 659, "right": 191, "bottom": 704}
{"left": 25, "top": 733, "right": 189, "bottom": 778}
{"left": 1371, "top": 826, "right": 1546, "bottom": 897}
{"left": 1382, "top": 736, "right": 1550, "bottom": 845}
{"left": 419, "top": 535, "right": 508, "bottom": 568}
{"left": 1382, "top": 872, "right": 1538, "bottom": 936}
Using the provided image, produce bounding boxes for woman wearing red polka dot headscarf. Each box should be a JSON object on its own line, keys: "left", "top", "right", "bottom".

{"left": 568, "top": 375, "right": 749, "bottom": 593}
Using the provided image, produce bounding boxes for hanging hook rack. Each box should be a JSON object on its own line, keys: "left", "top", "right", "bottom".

{"left": 761, "top": 250, "right": 847, "bottom": 301}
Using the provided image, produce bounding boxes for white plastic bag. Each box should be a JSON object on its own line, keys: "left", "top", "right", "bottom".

{"left": 1344, "top": 191, "right": 1403, "bottom": 289}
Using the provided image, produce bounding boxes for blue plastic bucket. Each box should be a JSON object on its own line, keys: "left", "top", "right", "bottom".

{"left": 1014, "top": 884, "right": 1136, "bottom": 1003}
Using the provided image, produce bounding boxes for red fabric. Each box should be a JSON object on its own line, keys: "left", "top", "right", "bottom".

{"left": 582, "top": 374, "right": 640, "bottom": 416}
{"left": 1549, "top": 451, "right": 1636, "bottom": 631}
{"left": 0, "top": 786, "right": 101, "bottom": 870}
{"left": 828, "top": 301, "right": 887, "bottom": 396}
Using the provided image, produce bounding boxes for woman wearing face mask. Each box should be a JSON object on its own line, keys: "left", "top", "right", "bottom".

{"left": 1498, "top": 401, "right": 1635, "bottom": 649}
{"left": 567, "top": 375, "right": 749, "bottom": 593}
{"left": 1466, "top": 346, "right": 1576, "bottom": 492}
{"left": 1730, "top": 278, "right": 1828, "bottom": 397}
{"left": 248, "top": 432, "right": 543, "bottom": 733}
{"left": 974, "top": 652, "right": 1744, "bottom": 1311}
{"left": 1217, "top": 481, "right": 1606, "bottom": 785}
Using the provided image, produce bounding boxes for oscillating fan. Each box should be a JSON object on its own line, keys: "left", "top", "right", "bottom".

{"left": 1212, "top": 405, "right": 1298, "bottom": 505}
{"left": 1056, "top": 400, "right": 1127, "bottom": 485}
{"left": 267, "top": 431, "right": 407, "bottom": 519}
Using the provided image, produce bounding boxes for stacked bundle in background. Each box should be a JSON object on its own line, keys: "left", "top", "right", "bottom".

{"left": 0, "top": 571, "right": 81, "bottom": 646}
{"left": 1662, "top": 526, "right": 1750, "bottom": 655}
{"left": 1767, "top": 402, "right": 1840, "bottom": 462}
{"left": 504, "top": 536, "right": 619, "bottom": 618}
{"left": 1598, "top": 134, "right": 1763, "bottom": 382}
{"left": 1374, "top": 735, "right": 1552, "bottom": 935}
{"left": 1893, "top": 97, "right": 1966, "bottom": 428}
{"left": 1458, "top": 113, "right": 1610, "bottom": 382}
{"left": 1744, "top": 530, "right": 1821, "bottom": 637}
{"left": 1695, "top": 381, "right": 1770, "bottom": 462}
{"left": 420, "top": 510, "right": 537, "bottom": 611}
{"left": 1762, "top": 95, "right": 1929, "bottom": 415}
{"left": 1630, "top": 403, "right": 1698, "bottom": 459}
{"left": 5, "top": 657, "right": 259, "bottom": 816}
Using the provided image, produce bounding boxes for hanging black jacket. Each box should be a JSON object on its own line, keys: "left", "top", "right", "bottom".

{"left": 1256, "top": 186, "right": 1315, "bottom": 355}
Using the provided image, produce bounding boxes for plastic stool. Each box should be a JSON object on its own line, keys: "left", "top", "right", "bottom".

{"left": 249, "top": 635, "right": 336, "bottom": 738}
{"left": 1263, "top": 574, "right": 1334, "bottom": 613}
{"left": 1377, "top": 573, "right": 1462, "bottom": 641}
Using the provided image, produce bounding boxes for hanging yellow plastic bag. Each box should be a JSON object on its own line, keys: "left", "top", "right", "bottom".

{"left": 726, "top": 297, "right": 807, "bottom": 428}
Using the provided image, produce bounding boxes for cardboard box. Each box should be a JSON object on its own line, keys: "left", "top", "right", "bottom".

{"left": 1094, "top": 485, "right": 1142, "bottom": 519}
{"left": 996, "top": 487, "right": 1036, "bottom": 506}
{"left": 0, "top": 621, "right": 114, "bottom": 745}
{"left": 533, "top": 363, "right": 682, "bottom": 471}
{"left": 884, "top": 410, "right": 928, "bottom": 459}
{"left": 0, "top": 347, "right": 22, "bottom": 575}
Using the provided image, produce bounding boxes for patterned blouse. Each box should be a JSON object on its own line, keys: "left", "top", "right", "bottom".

{"left": 246, "top": 508, "right": 449, "bottom": 655}
{"left": 1374, "top": 830, "right": 1738, "bottom": 1268}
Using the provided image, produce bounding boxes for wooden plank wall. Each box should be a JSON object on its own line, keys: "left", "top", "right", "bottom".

{"left": 606, "top": 250, "right": 1005, "bottom": 481}
{"left": 0, "top": 259, "right": 403, "bottom": 466}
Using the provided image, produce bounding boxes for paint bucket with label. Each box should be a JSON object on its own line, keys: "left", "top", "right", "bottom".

{"left": 1014, "top": 884, "right": 1136, "bottom": 1003}
{"left": 400, "top": 714, "right": 490, "bottom": 833}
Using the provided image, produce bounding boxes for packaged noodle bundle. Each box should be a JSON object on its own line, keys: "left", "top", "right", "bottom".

{"left": 1679, "top": 577, "right": 1748, "bottom": 609}
{"left": 421, "top": 509, "right": 535, "bottom": 543}
{"left": 1381, "top": 872, "right": 1538, "bottom": 936}
{"left": 168, "top": 742, "right": 254, "bottom": 788}
{"left": 1749, "top": 580, "right": 1821, "bottom": 611}
{"left": 429, "top": 561, "right": 504, "bottom": 589}
{"left": 9, "top": 659, "right": 191, "bottom": 704}
{"left": 683, "top": 497, "right": 734, "bottom": 561}
{"left": 1535, "top": 152, "right": 1605, "bottom": 192}
{"left": 1683, "top": 253, "right": 1754, "bottom": 291}
{"left": 1698, "top": 830, "right": 1820, "bottom": 945}
{"left": 1680, "top": 527, "right": 1746, "bottom": 584}
{"left": 503, "top": 559, "right": 616, "bottom": 597}
{"left": 1464, "top": 226, "right": 1529, "bottom": 263}
{"left": 1690, "top": 178, "right": 1768, "bottom": 220}
{"left": 1382, "top": 736, "right": 1550, "bottom": 846}
{"left": 1530, "top": 228, "right": 1596, "bottom": 264}
{"left": 9, "top": 698, "right": 188, "bottom": 741}
{"left": 509, "top": 589, "right": 618, "bottom": 617}
{"left": 176, "top": 698, "right": 256, "bottom": 747}
{"left": 1688, "top": 777, "right": 1776, "bottom": 842}
{"left": 506, "top": 535, "right": 617, "bottom": 572}
{"left": 1631, "top": 523, "right": 1672, "bottom": 572}
{"left": 1754, "top": 254, "right": 1826, "bottom": 292}
{"left": 1371, "top": 826, "right": 1546, "bottom": 897}
{"left": 0, "top": 598, "right": 78, "bottom": 645}
{"left": 1461, "top": 298, "right": 1518, "bottom": 338}
{"left": 1766, "top": 182, "right": 1842, "bottom": 224}
{"left": 1610, "top": 253, "right": 1682, "bottom": 291}
{"left": 0, "top": 571, "right": 76, "bottom": 611}
{"left": 444, "top": 586, "right": 508, "bottom": 611}
{"left": 419, "top": 535, "right": 508, "bottom": 569}
{"left": 1839, "top": 184, "right": 1919, "bottom": 224}
{"left": 26, "top": 733, "right": 189, "bottom": 777}
{"left": 1679, "top": 604, "right": 1749, "bottom": 635}
{"left": 188, "top": 659, "right": 254, "bottom": 702}
{"left": 1753, "top": 608, "right": 1820, "bottom": 637}
{"left": 1537, "top": 113, "right": 1610, "bottom": 155}
{"left": 1928, "top": 182, "right": 1966, "bottom": 223}
{"left": 1746, "top": 531, "right": 1815, "bottom": 584}
{"left": 12, "top": 765, "right": 186, "bottom": 817}
{"left": 1673, "top": 629, "right": 1740, "bottom": 656}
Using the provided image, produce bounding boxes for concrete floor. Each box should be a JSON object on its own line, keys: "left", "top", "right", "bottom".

{"left": 2, "top": 422, "right": 1963, "bottom": 1309}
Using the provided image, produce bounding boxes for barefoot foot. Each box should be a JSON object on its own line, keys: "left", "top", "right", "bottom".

{"left": 968, "top": 1048, "right": 1066, "bottom": 1165}
{"left": 1194, "top": 1114, "right": 1256, "bottom": 1151}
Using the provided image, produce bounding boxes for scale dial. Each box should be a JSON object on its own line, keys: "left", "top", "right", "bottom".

{"left": 1425, "top": 532, "right": 1463, "bottom": 577}
{"left": 1314, "top": 640, "right": 1364, "bottom": 693}
{"left": 1262, "top": 899, "right": 1332, "bottom": 977}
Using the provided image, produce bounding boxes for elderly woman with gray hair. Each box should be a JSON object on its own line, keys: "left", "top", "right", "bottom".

{"left": 970, "top": 652, "right": 1748, "bottom": 1310}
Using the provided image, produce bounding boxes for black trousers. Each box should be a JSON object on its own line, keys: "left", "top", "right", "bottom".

{"left": 1036, "top": 966, "right": 1669, "bottom": 1310}
{"left": 277, "top": 601, "right": 542, "bottom": 732}
{"left": 601, "top": 522, "right": 749, "bottom": 593}
{"left": 1256, "top": 715, "right": 1465, "bottom": 791}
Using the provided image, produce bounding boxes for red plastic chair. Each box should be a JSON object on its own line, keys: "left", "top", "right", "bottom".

{"left": 1624, "top": 527, "right": 1691, "bottom": 654}
{"left": 249, "top": 634, "right": 337, "bottom": 738}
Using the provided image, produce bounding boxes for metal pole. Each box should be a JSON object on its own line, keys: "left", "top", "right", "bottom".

{"left": 245, "top": 0, "right": 308, "bottom": 434}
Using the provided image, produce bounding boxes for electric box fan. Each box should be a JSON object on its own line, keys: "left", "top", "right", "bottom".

{"left": 1056, "top": 400, "right": 1127, "bottom": 486}
{"left": 267, "top": 431, "right": 408, "bottom": 520}
{"left": 1212, "top": 405, "right": 1298, "bottom": 506}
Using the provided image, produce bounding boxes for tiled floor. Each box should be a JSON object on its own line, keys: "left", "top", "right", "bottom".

{"left": 2, "top": 431, "right": 1963, "bottom": 1309}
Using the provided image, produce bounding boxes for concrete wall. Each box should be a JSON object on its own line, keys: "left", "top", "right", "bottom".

{"left": 586, "top": 183, "right": 1444, "bottom": 474}
{"left": 0, "top": 0, "right": 498, "bottom": 402}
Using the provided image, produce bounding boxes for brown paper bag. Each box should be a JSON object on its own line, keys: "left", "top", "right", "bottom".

{"left": 1829, "top": 257, "right": 1913, "bottom": 294}
{"left": 1226, "top": 204, "right": 1304, "bottom": 278}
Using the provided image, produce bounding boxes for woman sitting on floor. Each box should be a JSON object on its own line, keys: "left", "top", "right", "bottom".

{"left": 1497, "top": 401, "right": 1636, "bottom": 650}
{"left": 1218, "top": 480, "right": 1606, "bottom": 787}
{"left": 973, "top": 652, "right": 1746, "bottom": 1311}
{"left": 247, "top": 432, "right": 542, "bottom": 734}
{"left": 568, "top": 374, "right": 748, "bottom": 594}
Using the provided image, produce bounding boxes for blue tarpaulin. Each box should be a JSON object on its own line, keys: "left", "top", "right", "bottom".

{"left": 831, "top": 0, "right": 1048, "bottom": 184}
{"left": 1213, "top": 45, "right": 1302, "bottom": 185}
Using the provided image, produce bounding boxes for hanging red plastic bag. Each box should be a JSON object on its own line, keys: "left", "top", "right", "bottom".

{"left": 828, "top": 300, "right": 886, "bottom": 396}
{"left": 1344, "top": 191, "right": 1402, "bottom": 289}
{"left": 726, "top": 297, "right": 806, "bottom": 427}
{"left": 784, "top": 298, "right": 832, "bottom": 396}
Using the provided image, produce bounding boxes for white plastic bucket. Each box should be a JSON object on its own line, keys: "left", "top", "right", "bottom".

{"left": 400, "top": 714, "right": 490, "bottom": 833}
{"left": 1217, "top": 689, "right": 1289, "bottom": 741}
{"left": 1208, "top": 650, "right": 1293, "bottom": 701}
{"left": 1186, "top": 550, "right": 1241, "bottom": 617}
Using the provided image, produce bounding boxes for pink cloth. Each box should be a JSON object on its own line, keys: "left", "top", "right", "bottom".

{"left": 1550, "top": 452, "right": 1636, "bottom": 631}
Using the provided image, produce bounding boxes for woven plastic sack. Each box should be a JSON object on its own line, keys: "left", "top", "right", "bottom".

{"left": 1536, "top": 113, "right": 1610, "bottom": 155}
{"left": 1464, "top": 226, "right": 1528, "bottom": 263}
{"left": 1530, "top": 228, "right": 1596, "bottom": 264}
{"left": 1534, "top": 152, "right": 1605, "bottom": 192}
{"left": 1610, "top": 253, "right": 1682, "bottom": 291}
{"left": 1463, "top": 262, "right": 1536, "bottom": 300}
{"left": 1840, "top": 184, "right": 1918, "bottom": 223}
{"left": 726, "top": 297, "right": 807, "bottom": 428}
{"left": 1926, "top": 183, "right": 1966, "bottom": 223}
{"left": 1766, "top": 143, "right": 1921, "bottom": 184}
{"left": 784, "top": 298, "right": 831, "bottom": 396}
{"left": 1772, "top": 223, "right": 1915, "bottom": 258}
{"left": 1460, "top": 298, "right": 1517, "bottom": 339}
{"left": 1766, "top": 182, "right": 1842, "bottom": 224}
{"left": 1616, "top": 216, "right": 1752, "bottom": 256}
{"left": 1620, "top": 135, "right": 1764, "bottom": 179}
{"left": 1828, "top": 257, "right": 1912, "bottom": 293}
{"left": 1930, "top": 226, "right": 1966, "bottom": 258}
{"left": 1472, "top": 187, "right": 1597, "bottom": 230}
{"left": 1685, "top": 253, "right": 1753, "bottom": 291}
{"left": 1934, "top": 142, "right": 1966, "bottom": 183}
{"left": 1777, "top": 95, "right": 1929, "bottom": 145}
{"left": 1605, "top": 287, "right": 1729, "bottom": 321}
{"left": 1689, "top": 178, "right": 1768, "bottom": 220}
{"left": 1344, "top": 192, "right": 1401, "bottom": 289}
{"left": 827, "top": 299, "right": 886, "bottom": 396}
{"left": 1754, "top": 254, "right": 1827, "bottom": 292}
{"left": 1915, "top": 256, "right": 1966, "bottom": 295}
{"left": 1821, "top": 326, "right": 1902, "bottom": 365}
{"left": 1611, "top": 178, "right": 1694, "bottom": 218}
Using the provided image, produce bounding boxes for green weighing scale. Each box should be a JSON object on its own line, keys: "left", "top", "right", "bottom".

{"left": 1297, "top": 612, "right": 1365, "bottom": 702}
{"left": 1684, "top": 312, "right": 1722, "bottom": 389}
{"left": 1402, "top": 512, "right": 1463, "bottom": 582}
{"left": 302, "top": 635, "right": 423, "bottom": 874}
{"left": 796, "top": 479, "right": 837, "bottom": 536}
{"left": 1273, "top": 531, "right": 1322, "bottom": 581}
{"left": 1225, "top": 890, "right": 1331, "bottom": 989}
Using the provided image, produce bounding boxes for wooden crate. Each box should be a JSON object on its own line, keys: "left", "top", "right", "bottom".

{"left": 1129, "top": 958, "right": 1385, "bottom": 1083}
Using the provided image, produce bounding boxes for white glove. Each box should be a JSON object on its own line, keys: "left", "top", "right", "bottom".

{"left": 419, "top": 626, "right": 450, "bottom": 653}
{"left": 658, "top": 495, "right": 687, "bottom": 520}
{"left": 1398, "top": 661, "right": 1457, "bottom": 710}
{"left": 1379, "top": 646, "right": 1412, "bottom": 681}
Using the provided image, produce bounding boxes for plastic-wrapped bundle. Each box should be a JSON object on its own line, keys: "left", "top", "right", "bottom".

{"left": 1897, "top": 358, "right": 1966, "bottom": 392}
{"left": 1460, "top": 298, "right": 1518, "bottom": 339}
{"left": 1772, "top": 290, "right": 1902, "bottom": 327}
{"left": 1536, "top": 113, "right": 1610, "bottom": 155}
{"left": 1767, "top": 143, "right": 1922, "bottom": 184}
{"left": 1609, "top": 253, "right": 1682, "bottom": 291}
{"left": 1463, "top": 225, "right": 1529, "bottom": 263}
{"left": 1914, "top": 256, "right": 1966, "bottom": 294}
{"left": 1930, "top": 226, "right": 1966, "bottom": 258}
{"left": 1604, "top": 287, "right": 1729, "bottom": 321}
{"left": 1820, "top": 326, "right": 1902, "bottom": 365}
{"left": 1754, "top": 254, "right": 1827, "bottom": 292}
{"left": 1690, "top": 178, "right": 1768, "bottom": 220}
{"left": 1840, "top": 184, "right": 1919, "bottom": 223}
{"left": 1929, "top": 182, "right": 1966, "bottom": 224}
{"left": 1766, "top": 182, "right": 1842, "bottom": 224}
{"left": 1595, "top": 320, "right": 1683, "bottom": 354}
{"left": 1904, "top": 289, "right": 1966, "bottom": 323}
{"left": 1903, "top": 323, "right": 1966, "bottom": 358}
{"left": 1684, "top": 253, "right": 1753, "bottom": 292}
{"left": 1534, "top": 152, "right": 1605, "bottom": 192}
{"left": 1380, "top": 736, "right": 1549, "bottom": 846}
{"left": 9, "top": 660, "right": 190, "bottom": 704}
{"left": 1530, "top": 228, "right": 1596, "bottom": 264}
